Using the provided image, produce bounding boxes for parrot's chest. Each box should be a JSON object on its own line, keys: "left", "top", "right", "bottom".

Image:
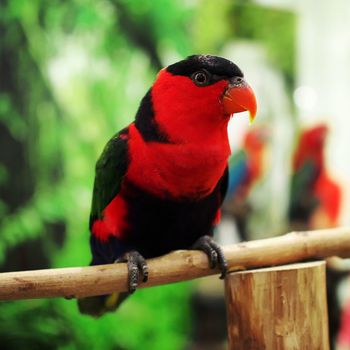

{"left": 127, "top": 142, "right": 229, "bottom": 200}
{"left": 126, "top": 121, "right": 230, "bottom": 199}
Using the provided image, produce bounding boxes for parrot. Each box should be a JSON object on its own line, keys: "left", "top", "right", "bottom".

{"left": 77, "top": 55, "right": 257, "bottom": 317}
{"left": 287, "top": 123, "right": 343, "bottom": 349}
{"left": 288, "top": 124, "right": 341, "bottom": 230}
{"left": 222, "top": 126, "right": 268, "bottom": 241}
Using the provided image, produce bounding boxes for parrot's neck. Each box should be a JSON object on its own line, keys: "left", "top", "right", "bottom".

{"left": 126, "top": 123, "right": 230, "bottom": 199}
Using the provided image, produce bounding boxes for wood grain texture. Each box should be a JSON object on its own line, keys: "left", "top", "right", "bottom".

{"left": 0, "top": 227, "right": 349, "bottom": 300}
{"left": 225, "top": 261, "right": 330, "bottom": 350}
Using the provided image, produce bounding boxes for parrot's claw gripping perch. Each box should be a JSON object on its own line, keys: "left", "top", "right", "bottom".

{"left": 120, "top": 250, "right": 148, "bottom": 293}
{"left": 193, "top": 235, "right": 228, "bottom": 279}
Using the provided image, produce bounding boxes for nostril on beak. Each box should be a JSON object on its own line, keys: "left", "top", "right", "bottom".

{"left": 230, "top": 77, "right": 246, "bottom": 87}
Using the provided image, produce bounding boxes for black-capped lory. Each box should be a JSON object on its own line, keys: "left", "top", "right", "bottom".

{"left": 78, "top": 55, "right": 257, "bottom": 317}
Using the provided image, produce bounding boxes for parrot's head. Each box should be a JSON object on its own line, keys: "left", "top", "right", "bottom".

{"left": 300, "top": 124, "right": 328, "bottom": 149}
{"left": 149, "top": 54, "right": 257, "bottom": 143}
{"left": 293, "top": 123, "right": 328, "bottom": 171}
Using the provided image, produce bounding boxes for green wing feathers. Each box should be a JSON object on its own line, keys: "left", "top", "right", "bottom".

{"left": 89, "top": 129, "right": 128, "bottom": 229}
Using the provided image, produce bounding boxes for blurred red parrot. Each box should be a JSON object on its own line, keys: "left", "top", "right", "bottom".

{"left": 288, "top": 123, "right": 341, "bottom": 230}
{"left": 288, "top": 123, "right": 344, "bottom": 350}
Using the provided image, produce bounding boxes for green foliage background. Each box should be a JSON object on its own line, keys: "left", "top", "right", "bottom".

{"left": 0, "top": 1, "right": 295, "bottom": 349}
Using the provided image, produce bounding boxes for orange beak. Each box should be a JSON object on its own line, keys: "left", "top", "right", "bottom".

{"left": 223, "top": 79, "right": 257, "bottom": 124}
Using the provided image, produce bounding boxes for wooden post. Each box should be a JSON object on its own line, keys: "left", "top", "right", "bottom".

{"left": 225, "top": 261, "right": 329, "bottom": 350}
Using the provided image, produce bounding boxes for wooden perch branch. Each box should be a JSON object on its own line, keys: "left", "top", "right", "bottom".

{"left": 1, "top": 227, "right": 350, "bottom": 301}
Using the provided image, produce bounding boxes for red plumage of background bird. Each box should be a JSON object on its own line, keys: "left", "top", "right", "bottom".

{"left": 288, "top": 123, "right": 343, "bottom": 349}
{"left": 78, "top": 55, "right": 257, "bottom": 317}
{"left": 289, "top": 123, "right": 341, "bottom": 230}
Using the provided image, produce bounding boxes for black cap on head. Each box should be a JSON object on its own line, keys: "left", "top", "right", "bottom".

{"left": 166, "top": 54, "right": 243, "bottom": 79}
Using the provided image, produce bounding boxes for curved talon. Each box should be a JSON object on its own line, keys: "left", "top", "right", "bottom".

{"left": 209, "top": 250, "right": 218, "bottom": 269}
{"left": 136, "top": 254, "right": 149, "bottom": 283}
{"left": 122, "top": 250, "right": 149, "bottom": 293}
{"left": 219, "top": 259, "right": 228, "bottom": 279}
{"left": 193, "top": 235, "right": 228, "bottom": 278}
{"left": 209, "top": 239, "right": 228, "bottom": 279}
{"left": 141, "top": 265, "right": 149, "bottom": 283}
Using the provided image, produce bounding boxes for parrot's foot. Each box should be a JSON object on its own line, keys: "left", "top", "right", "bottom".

{"left": 119, "top": 250, "right": 148, "bottom": 293}
{"left": 193, "top": 235, "right": 228, "bottom": 279}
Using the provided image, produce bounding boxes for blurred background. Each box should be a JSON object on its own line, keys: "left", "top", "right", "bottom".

{"left": 1, "top": 0, "right": 350, "bottom": 349}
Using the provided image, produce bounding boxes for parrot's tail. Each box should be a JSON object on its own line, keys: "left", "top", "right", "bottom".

{"left": 77, "top": 292, "right": 129, "bottom": 317}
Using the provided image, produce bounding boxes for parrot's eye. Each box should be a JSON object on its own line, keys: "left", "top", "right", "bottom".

{"left": 192, "top": 71, "right": 209, "bottom": 86}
